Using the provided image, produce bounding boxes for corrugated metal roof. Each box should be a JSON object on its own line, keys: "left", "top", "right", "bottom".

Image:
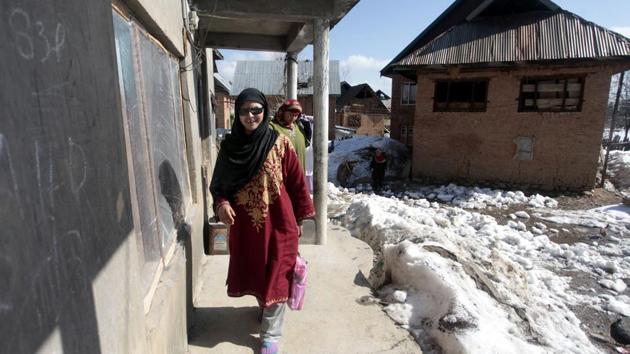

{"left": 394, "top": 10, "right": 630, "bottom": 68}
{"left": 231, "top": 60, "right": 340, "bottom": 96}
{"left": 214, "top": 72, "right": 231, "bottom": 93}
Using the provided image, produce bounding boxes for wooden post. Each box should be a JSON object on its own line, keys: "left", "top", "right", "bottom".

{"left": 601, "top": 71, "right": 625, "bottom": 188}
{"left": 286, "top": 52, "right": 298, "bottom": 100}
{"left": 313, "top": 18, "right": 329, "bottom": 245}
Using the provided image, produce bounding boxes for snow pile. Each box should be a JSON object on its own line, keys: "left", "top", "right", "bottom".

{"left": 534, "top": 204, "right": 630, "bottom": 235}
{"left": 348, "top": 182, "right": 558, "bottom": 210}
{"left": 328, "top": 136, "right": 409, "bottom": 186}
{"left": 330, "top": 184, "right": 630, "bottom": 353}
{"left": 607, "top": 150, "right": 630, "bottom": 191}
{"left": 398, "top": 183, "right": 558, "bottom": 209}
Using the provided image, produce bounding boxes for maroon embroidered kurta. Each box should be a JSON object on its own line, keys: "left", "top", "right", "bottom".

{"left": 217, "top": 135, "right": 315, "bottom": 307}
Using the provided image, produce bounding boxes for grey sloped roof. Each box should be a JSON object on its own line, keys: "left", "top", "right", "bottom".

{"left": 231, "top": 60, "right": 340, "bottom": 96}
{"left": 394, "top": 10, "right": 630, "bottom": 68}
{"left": 214, "top": 73, "right": 231, "bottom": 94}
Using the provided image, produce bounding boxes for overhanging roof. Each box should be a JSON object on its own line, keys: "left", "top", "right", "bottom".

{"left": 193, "top": 0, "right": 359, "bottom": 52}
{"left": 381, "top": 0, "right": 564, "bottom": 76}
{"left": 394, "top": 11, "right": 630, "bottom": 68}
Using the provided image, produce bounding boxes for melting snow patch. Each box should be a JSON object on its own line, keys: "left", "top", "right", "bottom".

{"left": 328, "top": 184, "right": 630, "bottom": 353}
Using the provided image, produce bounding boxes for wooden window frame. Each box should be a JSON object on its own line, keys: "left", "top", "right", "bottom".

{"left": 433, "top": 79, "right": 489, "bottom": 112}
{"left": 113, "top": 6, "right": 191, "bottom": 313}
{"left": 518, "top": 76, "right": 585, "bottom": 112}
{"left": 401, "top": 82, "right": 417, "bottom": 105}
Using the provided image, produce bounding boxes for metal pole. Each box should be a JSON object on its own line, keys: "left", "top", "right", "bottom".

{"left": 601, "top": 71, "right": 625, "bottom": 188}
{"left": 286, "top": 52, "right": 298, "bottom": 100}
{"left": 313, "top": 18, "right": 329, "bottom": 245}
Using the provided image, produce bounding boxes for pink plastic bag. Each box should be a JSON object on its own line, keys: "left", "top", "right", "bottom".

{"left": 288, "top": 255, "right": 307, "bottom": 310}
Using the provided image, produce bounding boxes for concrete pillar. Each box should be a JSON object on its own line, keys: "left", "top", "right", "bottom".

{"left": 313, "top": 18, "right": 329, "bottom": 245}
{"left": 286, "top": 52, "right": 298, "bottom": 100}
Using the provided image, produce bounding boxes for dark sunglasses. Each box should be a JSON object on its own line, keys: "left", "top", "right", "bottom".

{"left": 239, "top": 107, "right": 264, "bottom": 116}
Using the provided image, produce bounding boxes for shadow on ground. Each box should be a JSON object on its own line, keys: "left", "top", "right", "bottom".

{"left": 189, "top": 306, "right": 260, "bottom": 351}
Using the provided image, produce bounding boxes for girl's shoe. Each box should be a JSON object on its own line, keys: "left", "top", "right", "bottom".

{"left": 260, "top": 341, "right": 278, "bottom": 354}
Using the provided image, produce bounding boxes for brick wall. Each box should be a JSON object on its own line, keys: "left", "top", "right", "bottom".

{"left": 412, "top": 65, "right": 616, "bottom": 190}
{"left": 336, "top": 95, "right": 389, "bottom": 137}
{"left": 390, "top": 74, "right": 416, "bottom": 146}
{"left": 337, "top": 111, "right": 386, "bottom": 136}
{"left": 215, "top": 91, "right": 233, "bottom": 129}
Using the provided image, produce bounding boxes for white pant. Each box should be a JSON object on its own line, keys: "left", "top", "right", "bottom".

{"left": 261, "top": 303, "right": 286, "bottom": 342}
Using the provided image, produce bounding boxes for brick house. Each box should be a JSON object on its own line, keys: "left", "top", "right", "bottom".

{"left": 231, "top": 60, "right": 341, "bottom": 139}
{"left": 214, "top": 72, "right": 234, "bottom": 129}
{"left": 336, "top": 82, "right": 390, "bottom": 136}
{"left": 381, "top": 0, "right": 630, "bottom": 190}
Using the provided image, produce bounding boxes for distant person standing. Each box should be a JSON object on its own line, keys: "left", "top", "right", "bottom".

{"left": 270, "top": 99, "right": 312, "bottom": 172}
{"left": 370, "top": 148, "right": 387, "bottom": 193}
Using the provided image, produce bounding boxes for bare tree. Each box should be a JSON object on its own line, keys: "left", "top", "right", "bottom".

{"left": 620, "top": 72, "right": 630, "bottom": 141}
{"left": 607, "top": 70, "right": 630, "bottom": 142}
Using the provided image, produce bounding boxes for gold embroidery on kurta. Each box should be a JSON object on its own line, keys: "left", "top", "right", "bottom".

{"left": 235, "top": 136, "right": 294, "bottom": 231}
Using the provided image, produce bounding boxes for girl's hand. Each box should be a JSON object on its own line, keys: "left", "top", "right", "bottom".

{"left": 217, "top": 203, "right": 236, "bottom": 225}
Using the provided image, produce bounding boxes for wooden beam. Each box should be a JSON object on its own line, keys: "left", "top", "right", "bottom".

{"left": 203, "top": 32, "right": 286, "bottom": 51}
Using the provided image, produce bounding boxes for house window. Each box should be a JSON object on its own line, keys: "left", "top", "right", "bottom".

{"left": 401, "top": 82, "right": 417, "bottom": 105}
{"left": 433, "top": 80, "right": 488, "bottom": 112}
{"left": 348, "top": 114, "right": 361, "bottom": 128}
{"left": 401, "top": 124, "right": 413, "bottom": 145}
{"left": 113, "top": 10, "right": 191, "bottom": 301}
{"left": 519, "top": 77, "right": 584, "bottom": 112}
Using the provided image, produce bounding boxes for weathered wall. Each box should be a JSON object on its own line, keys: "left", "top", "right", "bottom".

{"left": 337, "top": 94, "right": 389, "bottom": 137}
{"left": 1, "top": 1, "right": 212, "bottom": 353}
{"left": 123, "top": 0, "right": 185, "bottom": 56}
{"left": 337, "top": 112, "right": 386, "bottom": 136}
{"left": 0, "top": 1, "right": 145, "bottom": 353}
{"left": 412, "top": 66, "right": 615, "bottom": 190}
{"left": 390, "top": 74, "right": 416, "bottom": 145}
{"left": 145, "top": 248, "right": 188, "bottom": 354}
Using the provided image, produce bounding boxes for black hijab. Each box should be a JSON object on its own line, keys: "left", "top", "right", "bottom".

{"left": 210, "top": 88, "right": 278, "bottom": 201}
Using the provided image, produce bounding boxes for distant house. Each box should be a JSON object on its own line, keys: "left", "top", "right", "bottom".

{"left": 214, "top": 73, "right": 234, "bottom": 129}
{"left": 231, "top": 60, "right": 341, "bottom": 138}
{"left": 381, "top": 0, "right": 630, "bottom": 190}
{"left": 336, "top": 82, "right": 390, "bottom": 136}
{"left": 376, "top": 89, "right": 392, "bottom": 112}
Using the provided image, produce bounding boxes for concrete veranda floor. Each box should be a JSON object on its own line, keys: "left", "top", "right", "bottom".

{"left": 187, "top": 224, "right": 420, "bottom": 354}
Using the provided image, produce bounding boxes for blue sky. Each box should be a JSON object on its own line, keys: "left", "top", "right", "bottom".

{"left": 216, "top": 0, "right": 630, "bottom": 96}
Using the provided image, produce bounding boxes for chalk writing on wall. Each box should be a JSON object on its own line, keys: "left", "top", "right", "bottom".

{"left": 8, "top": 8, "right": 65, "bottom": 62}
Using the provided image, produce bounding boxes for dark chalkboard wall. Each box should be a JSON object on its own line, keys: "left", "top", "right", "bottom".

{"left": 1, "top": 1, "right": 134, "bottom": 353}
